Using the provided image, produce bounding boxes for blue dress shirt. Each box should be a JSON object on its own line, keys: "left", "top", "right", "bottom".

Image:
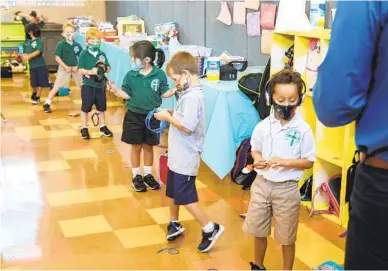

{"left": 313, "top": 1, "right": 388, "bottom": 161}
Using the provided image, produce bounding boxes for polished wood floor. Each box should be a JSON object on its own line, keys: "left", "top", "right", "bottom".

{"left": 1, "top": 74, "right": 345, "bottom": 270}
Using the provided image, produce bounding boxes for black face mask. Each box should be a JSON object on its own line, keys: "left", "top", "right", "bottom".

{"left": 273, "top": 102, "right": 297, "bottom": 120}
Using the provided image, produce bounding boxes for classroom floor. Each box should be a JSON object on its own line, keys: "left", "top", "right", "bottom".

{"left": 1, "top": 74, "right": 345, "bottom": 270}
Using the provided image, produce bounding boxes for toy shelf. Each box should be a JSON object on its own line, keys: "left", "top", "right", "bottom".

{"left": 271, "top": 30, "right": 356, "bottom": 228}
{"left": 0, "top": 22, "right": 26, "bottom": 73}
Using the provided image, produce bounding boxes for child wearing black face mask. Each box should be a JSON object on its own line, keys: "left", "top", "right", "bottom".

{"left": 242, "top": 69, "right": 316, "bottom": 271}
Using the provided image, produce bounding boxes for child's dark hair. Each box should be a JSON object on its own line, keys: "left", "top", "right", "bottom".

{"left": 29, "top": 11, "right": 37, "bottom": 18}
{"left": 130, "top": 40, "right": 165, "bottom": 68}
{"left": 267, "top": 69, "right": 306, "bottom": 96}
{"left": 25, "top": 23, "right": 41, "bottom": 38}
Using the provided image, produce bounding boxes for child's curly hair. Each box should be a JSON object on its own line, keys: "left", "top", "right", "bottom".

{"left": 267, "top": 69, "right": 306, "bottom": 96}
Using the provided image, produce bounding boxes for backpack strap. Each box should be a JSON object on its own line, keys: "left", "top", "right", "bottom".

{"left": 309, "top": 184, "right": 333, "bottom": 217}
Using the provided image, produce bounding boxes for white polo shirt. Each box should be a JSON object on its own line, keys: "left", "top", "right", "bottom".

{"left": 251, "top": 111, "right": 316, "bottom": 182}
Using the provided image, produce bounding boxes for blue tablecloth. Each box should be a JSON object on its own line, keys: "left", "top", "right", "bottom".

{"left": 75, "top": 34, "right": 260, "bottom": 179}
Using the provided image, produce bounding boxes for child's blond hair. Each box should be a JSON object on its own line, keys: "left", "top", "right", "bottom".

{"left": 85, "top": 27, "right": 103, "bottom": 41}
{"left": 166, "top": 51, "right": 199, "bottom": 76}
{"left": 62, "top": 22, "right": 75, "bottom": 31}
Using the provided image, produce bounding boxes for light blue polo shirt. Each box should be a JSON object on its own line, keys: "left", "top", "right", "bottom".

{"left": 168, "top": 85, "right": 205, "bottom": 176}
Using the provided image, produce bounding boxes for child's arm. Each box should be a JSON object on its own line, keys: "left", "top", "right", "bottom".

{"left": 55, "top": 56, "right": 71, "bottom": 72}
{"left": 267, "top": 157, "right": 313, "bottom": 170}
{"left": 154, "top": 111, "right": 192, "bottom": 135}
{"left": 22, "top": 50, "right": 40, "bottom": 61}
{"left": 108, "top": 82, "right": 130, "bottom": 100}
{"left": 252, "top": 151, "right": 267, "bottom": 169}
{"left": 250, "top": 124, "right": 268, "bottom": 169}
{"left": 161, "top": 87, "right": 177, "bottom": 98}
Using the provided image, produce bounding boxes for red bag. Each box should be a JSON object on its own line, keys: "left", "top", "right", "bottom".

{"left": 159, "top": 152, "right": 168, "bottom": 185}
{"left": 260, "top": 3, "right": 277, "bottom": 29}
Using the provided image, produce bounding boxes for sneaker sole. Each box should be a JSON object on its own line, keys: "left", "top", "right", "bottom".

{"left": 197, "top": 225, "right": 225, "bottom": 253}
{"left": 131, "top": 183, "right": 147, "bottom": 193}
{"left": 31, "top": 101, "right": 38, "bottom": 105}
{"left": 100, "top": 132, "right": 113, "bottom": 137}
{"left": 81, "top": 136, "right": 90, "bottom": 140}
{"left": 44, "top": 110, "right": 52, "bottom": 113}
{"left": 144, "top": 181, "right": 161, "bottom": 190}
{"left": 167, "top": 227, "right": 185, "bottom": 241}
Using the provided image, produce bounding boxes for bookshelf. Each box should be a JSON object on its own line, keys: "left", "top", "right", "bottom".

{"left": 270, "top": 29, "right": 356, "bottom": 228}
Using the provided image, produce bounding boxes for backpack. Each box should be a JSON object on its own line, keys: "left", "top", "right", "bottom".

{"left": 309, "top": 175, "right": 341, "bottom": 217}
{"left": 238, "top": 57, "right": 271, "bottom": 120}
{"left": 300, "top": 175, "right": 313, "bottom": 201}
{"left": 231, "top": 138, "right": 253, "bottom": 182}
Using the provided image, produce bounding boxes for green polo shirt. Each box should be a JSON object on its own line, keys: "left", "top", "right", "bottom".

{"left": 54, "top": 40, "right": 82, "bottom": 67}
{"left": 122, "top": 67, "right": 170, "bottom": 114}
{"left": 78, "top": 49, "right": 110, "bottom": 88}
{"left": 22, "top": 18, "right": 45, "bottom": 40}
{"left": 24, "top": 37, "right": 46, "bottom": 69}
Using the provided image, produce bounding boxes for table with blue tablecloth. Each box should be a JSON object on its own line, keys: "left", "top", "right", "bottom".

{"left": 75, "top": 34, "right": 261, "bottom": 179}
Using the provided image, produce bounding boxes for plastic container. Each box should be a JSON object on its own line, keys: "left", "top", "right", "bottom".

{"left": 18, "top": 43, "right": 24, "bottom": 55}
{"left": 206, "top": 57, "right": 220, "bottom": 82}
{"left": 310, "top": 0, "right": 325, "bottom": 28}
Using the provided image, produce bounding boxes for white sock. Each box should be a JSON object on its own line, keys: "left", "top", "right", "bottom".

{"left": 144, "top": 166, "right": 152, "bottom": 176}
{"left": 171, "top": 220, "right": 179, "bottom": 224}
{"left": 100, "top": 124, "right": 106, "bottom": 128}
{"left": 45, "top": 99, "right": 51, "bottom": 105}
{"left": 203, "top": 222, "right": 215, "bottom": 233}
{"left": 81, "top": 126, "right": 88, "bottom": 129}
{"left": 132, "top": 167, "right": 141, "bottom": 177}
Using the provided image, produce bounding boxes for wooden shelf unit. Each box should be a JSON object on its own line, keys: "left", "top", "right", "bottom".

{"left": 270, "top": 29, "right": 356, "bottom": 228}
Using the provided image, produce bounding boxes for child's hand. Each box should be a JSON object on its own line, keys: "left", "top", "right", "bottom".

{"left": 267, "top": 157, "right": 287, "bottom": 169}
{"left": 65, "top": 66, "right": 72, "bottom": 73}
{"left": 107, "top": 81, "right": 116, "bottom": 93}
{"left": 90, "top": 67, "right": 98, "bottom": 75}
{"left": 154, "top": 110, "right": 171, "bottom": 122}
{"left": 21, "top": 54, "right": 30, "bottom": 61}
{"left": 253, "top": 159, "right": 267, "bottom": 169}
{"left": 72, "top": 67, "right": 78, "bottom": 73}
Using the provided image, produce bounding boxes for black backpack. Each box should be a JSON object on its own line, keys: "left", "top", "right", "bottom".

{"left": 238, "top": 57, "right": 271, "bottom": 120}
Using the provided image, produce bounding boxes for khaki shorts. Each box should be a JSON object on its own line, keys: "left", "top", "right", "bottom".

{"left": 242, "top": 176, "right": 300, "bottom": 245}
{"left": 53, "top": 66, "right": 82, "bottom": 89}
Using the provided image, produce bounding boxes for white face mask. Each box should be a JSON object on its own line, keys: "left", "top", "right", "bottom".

{"left": 62, "top": 32, "right": 75, "bottom": 42}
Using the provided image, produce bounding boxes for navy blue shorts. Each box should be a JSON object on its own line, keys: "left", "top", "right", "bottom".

{"left": 121, "top": 110, "right": 160, "bottom": 146}
{"left": 30, "top": 66, "right": 50, "bottom": 88}
{"left": 166, "top": 169, "right": 198, "bottom": 205}
{"left": 81, "top": 85, "right": 107, "bottom": 113}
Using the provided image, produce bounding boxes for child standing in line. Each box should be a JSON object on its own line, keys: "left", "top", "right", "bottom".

{"left": 109, "top": 40, "right": 176, "bottom": 192}
{"left": 22, "top": 23, "right": 50, "bottom": 104}
{"left": 243, "top": 70, "right": 316, "bottom": 270}
{"left": 154, "top": 51, "right": 225, "bottom": 253}
{"left": 43, "top": 23, "right": 83, "bottom": 113}
{"left": 77, "top": 27, "right": 113, "bottom": 139}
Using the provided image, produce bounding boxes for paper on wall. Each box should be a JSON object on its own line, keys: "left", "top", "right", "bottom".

{"left": 244, "top": 0, "right": 260, "bottom": 10}
{"left": 261, "top": 29, "right": 273, "bottom": 55}
{"left": 233, "top": 2, "right": 246, "bottom": 25}
{"left": 275, "top": 0, "right": 311, "bottom": 32}
{"left": 247, "top": 11, "right": 261, "bottom": 37}
{"left": 217, "top": 1, "right": 232, "bottom": 26}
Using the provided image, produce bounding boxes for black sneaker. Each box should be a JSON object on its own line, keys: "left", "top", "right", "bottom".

{"left": 80, "top": 127, "right": 90, "bottom": 140}
{"left": 43, "top": 103, "right": 52, "bottom": 113}
{"left": 250, "top": 262, "right": 266, "bottom": 270}
{"left": 167, "top": 222, "right": 185, "bottom": 241}
{"left": 197, "top": 223, "right": 225, "bottom": 253}
{"left": 31, "top": 93, "right": 38, "bottom": 104}
{"left": 100, "top": 125, "right": 113, "bottom": 137}
{"left": 36, "top": 96, "right": 41, "bottom": 103}
{"left": 143, "top": 174, "right": 161, "bottom": 190}
{"left": 132, "top": 175, "right": 147, "bottom": 192}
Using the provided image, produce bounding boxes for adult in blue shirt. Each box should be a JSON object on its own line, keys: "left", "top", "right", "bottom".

{"left": 313, "top": 1, "right": 388, "bottom": 269}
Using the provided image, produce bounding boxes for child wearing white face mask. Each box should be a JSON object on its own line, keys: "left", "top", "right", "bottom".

{"left": 43, "top": 23, "right": 83, "bottom": 113}
{"left": 109, "top": 40, "right": 176, "bottom": 193}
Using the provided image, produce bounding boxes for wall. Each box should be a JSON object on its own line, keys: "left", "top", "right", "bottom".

{"left": 9, "top": 0, "right": 105, "bottom": 24}
{"left": 105, "top": 0, "right": 268, "bottom": 66}
{"left": 105, "top": 1, "right": 337, "bottom": 66}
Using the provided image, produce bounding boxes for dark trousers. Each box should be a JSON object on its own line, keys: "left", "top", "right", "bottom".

{"left": 345, "top": 163, "right": 388, "bottom": 270}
